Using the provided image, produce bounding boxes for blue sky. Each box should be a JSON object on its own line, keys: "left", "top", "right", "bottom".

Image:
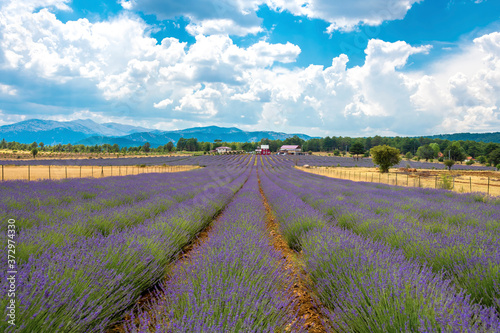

{"left": 0, "top": 0, "right": 499, "bottom": 137}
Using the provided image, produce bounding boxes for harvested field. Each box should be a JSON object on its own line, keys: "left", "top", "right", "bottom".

{"left": 298, "top": 166, "right": 500, "bottom": 196}
{"left": 0, "top": 164, "right": 198, "bottom": 181}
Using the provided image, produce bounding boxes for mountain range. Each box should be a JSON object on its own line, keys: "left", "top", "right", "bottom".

{"left": 2, "top": 119, "right": 499, "bottom": 147}
{"left": 0, "top": 119, "right": 315, "bottom": 147}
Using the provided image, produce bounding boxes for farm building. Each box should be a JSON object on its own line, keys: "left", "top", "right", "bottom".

{"left": 257, "top": 145, "right": 271, "bottom": 155}
{"left": 279, "top": 145, "right": 301, "bottom": 155}
{"left": 215, "top": 146, "right": 232, "bottom": 153}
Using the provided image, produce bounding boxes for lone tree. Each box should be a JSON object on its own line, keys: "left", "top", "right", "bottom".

{"left": 31, "top": 148, "right": 38, "bottom": 158}
{"left": 350, "top": 142, "right": 365, "bottom": 160}
{"left": 444, "top": 159, "right": 455, "bottom": 171}
{"left": 370, "top": 145, "right": 401, "bottom": 173}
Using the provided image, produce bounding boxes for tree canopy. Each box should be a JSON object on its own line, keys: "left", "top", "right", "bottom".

{"left": 370, "top": 145, "right": 402, "bottom": 173}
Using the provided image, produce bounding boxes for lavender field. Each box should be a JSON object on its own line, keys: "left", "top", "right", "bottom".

{"left": 2, "top": 154, "right": 500, "bottom": 332}
{"left": 1, "top": 153, "right": 496, "bottom": 171}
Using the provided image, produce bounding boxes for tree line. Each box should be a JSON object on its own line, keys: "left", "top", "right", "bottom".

{"left": 2, "top": 134, "right": 500, "bottom": 167}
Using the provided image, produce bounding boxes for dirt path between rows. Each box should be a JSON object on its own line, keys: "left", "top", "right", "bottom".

{"left": 257, "top": 176, "right": 327, "bottom": 333}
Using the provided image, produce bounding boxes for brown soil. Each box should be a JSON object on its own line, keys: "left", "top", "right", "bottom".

{"left": 258, "top": 175, "right": 327, "bottom": 333}
{"left": 0, "top": 165, "right": 198, "bottom": 181}
{"left": 298, "top": 166, "right": 500, "bottom": 197}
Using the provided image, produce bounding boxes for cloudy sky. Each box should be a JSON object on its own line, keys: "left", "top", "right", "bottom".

{"left": 0, "top": 0, "right": 499, "bottom": 137}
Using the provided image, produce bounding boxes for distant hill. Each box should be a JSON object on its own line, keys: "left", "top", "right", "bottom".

{"left": 0, "top": 119, "right": 315, "bottom": 147}
{"left": 0, "top": 119, "right": 152, "bottom": 145}
{"left": 77, "top": 126, "right": 315, "bottom": 147}
{"left": 422, "top": 132, "right": 500, "bottom": 143}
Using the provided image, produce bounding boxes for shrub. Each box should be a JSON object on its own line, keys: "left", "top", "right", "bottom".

{"left": 439, "top": 174, "right": 453, "bottom": 190}
{"left": 438, "top": 157, "right": 444, "bottom": 162}
{"left": 466, "top": 160, "right": 475, "bottom": 166}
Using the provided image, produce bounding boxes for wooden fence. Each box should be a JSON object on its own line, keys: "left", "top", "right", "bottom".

{"left": 297, "top": 166, "right": 500, "bottom": 196}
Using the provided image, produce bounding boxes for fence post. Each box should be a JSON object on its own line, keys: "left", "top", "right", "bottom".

{"left": 49, "top": 165, "right": 51, "bottom": 180}
{"left": 80, "top": 166, "right": 82, "bottom": 178}
{"left": 435, "top": 176, "right": 437, "bottom": 188}
{"left": 65, "top": 167, "right": 68, "bottom": 179}
{"left": 101, "top": 166, "right": 103, "bottom": 177}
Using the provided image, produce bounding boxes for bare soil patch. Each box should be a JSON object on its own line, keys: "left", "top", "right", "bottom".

{"left": 258, "top": 175, "right": 327, "bottom": 333}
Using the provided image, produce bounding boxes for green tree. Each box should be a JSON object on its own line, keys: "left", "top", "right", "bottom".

{"left": 370, "top": 145, "right": 402, "bottom": 173}
{"left": 444, "top": 142, "right": 466, "bottom": 162}
{"left": 31, "top": 148, "right": 38, "bottom": 158}
{"left": 444, "top": 159, "right": 455, "bottom": 171}
{"left": 143, "top": 142, "right": 151, "bottom": 153}
{"left": 416, "top": 144, "right": 435, "bottom": 161}
{"left": 177, "top": 138, "right": 187, "bottom": 151}
{"left": 165, "top": 141, "right": 174, "bottom": 152}
{"left": 350, "top": 142, "right": 365, "bottom": 160}
{"left": 241, "top": 142, "right": 254, "bottom": 152}
{"left": 488, "top": 148, "right": 500, "bottom": 167}
{"left": 429, "top": 143, "right": 440, "bottom": 157}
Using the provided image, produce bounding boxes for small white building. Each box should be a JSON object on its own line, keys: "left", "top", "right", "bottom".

{"left": 215, "top": 146, "right": 232, "bottom": 153}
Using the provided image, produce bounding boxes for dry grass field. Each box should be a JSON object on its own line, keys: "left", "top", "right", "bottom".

{"left": 297, "top": 166, "right": 500, "bottom": 196}
{"left": 0, "top": 164, "right": 198, "bottom": 181}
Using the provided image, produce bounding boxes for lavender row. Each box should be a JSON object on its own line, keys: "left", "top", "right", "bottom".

{"left": 263, "top": 163, "right": 500, "bottom": 310}
{"left": 0, "top": 167, "right": 249, "bottom": 332}
{"left": 303, "top": 226, "right": 500, "bottom": 332}
{"left": 258, "top": 163, "right": 500, "bottom": 331}
{"left": 0, "top": 162, "right": 240, "bottom": 230}
{"left": 125, "top": 171, "right": 302, "bottom": 332}
{"left": 0, "top": 153, "right": 246, "bottom": 166}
